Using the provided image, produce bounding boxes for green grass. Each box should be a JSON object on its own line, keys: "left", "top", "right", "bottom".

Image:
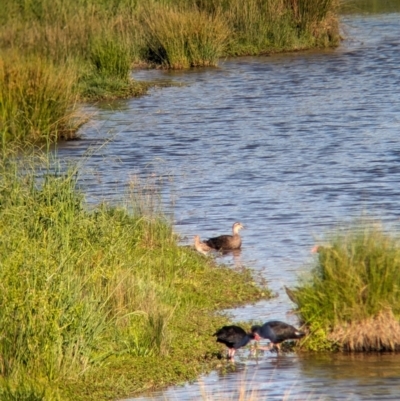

{"left": 0, "top": 0, "right": 339, "bottom": 145}
{"left": 0, "top": 54, "right": 82, "bottom": 145}
{"left": 140, "top": 4, "right": 230, "bottom": 68}
{"left": 288, "top": 222, "right": 400, "bottom": 351}
{"left": 221, "top": 0, "right": 339, "bottom": 56}
{"left": 0, "top": 154, "right": 270, "bottom": 400}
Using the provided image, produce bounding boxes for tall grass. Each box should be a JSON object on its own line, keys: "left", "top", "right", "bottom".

{"left": 89, "top": 35, "right": 131, "bottom": 80}
{"left": 0, "top": 0, "right": 339, "bottom": 144}
{"left": 0, "top": 155, "right": 269, "bottom": 399}
{"left": 140, "top": 4, "right": 229, "bottom": 68}
{"left": 139, "top": 0, "right": 339, "bottom": 59}
{"left": 0, "top": 55, "right": 81, "bottom": 144}
{"left": 289, "top": 223, "right": 400, "bottom": 351}
{"left": 0, "top": 0, "right": 339, "bottom": 68}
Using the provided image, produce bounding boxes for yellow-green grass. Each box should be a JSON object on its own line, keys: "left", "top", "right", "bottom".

{"left": 214, "top": 0, "right": 340, "bottom": 56}
{"left": 288, "top": 222, "right": 400, "bottom": 352}
{"left": 0, "top": 55, "right": 82, "bottom": 145}
{"left": 1, "top": 0, "right": 340, "bottom": 65}
{"left": 0, "top": 0, "right": 339, "bottom": 145}
{"left": 0, "top": 155, "right": 270, "bottom": 400}
{"left": 140, "top": 4, "right": 230, "bottom": 69}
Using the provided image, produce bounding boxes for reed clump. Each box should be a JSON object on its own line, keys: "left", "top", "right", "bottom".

{"left": 138, "top": 0, "right": 339, "bottom": 60}
{"left": 0, "top": 0, "right": 339, "bottom": 145}
{"left": 0, "top": 54, "right": 81, "bottom": 144}
{"left": 0, "top": 155, "right": 270, "bottom": 400}
{"left": 289, "top": 224, "right": 400, "bottom": 352}
{"left": 140, "top": 4, "right": 229, "bottom": 69}
{"left": 0, "top": 0, "right": 340, "bottom": 70}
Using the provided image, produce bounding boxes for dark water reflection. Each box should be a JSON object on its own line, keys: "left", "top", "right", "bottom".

{"left": 54, "top": 12, "right": 400, "bottom": 401}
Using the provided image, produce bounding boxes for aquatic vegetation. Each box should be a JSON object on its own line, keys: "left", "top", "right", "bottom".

{"left": 140, "top": 4, "right": 230, "bottom": 68}
{"left": 0, "top": 0, "right": 339, "bottom": 144}
{"left": 289, "top": 223, "right": 400, "bottom": 351}
{"left": 219, "top": 0, "right": 340, "bottom": 55}
{"left": 0, "top": 155, "right": 270, "bottom": 400}
{"left": 0, "top": 55, "right": 81, "bottom": 144}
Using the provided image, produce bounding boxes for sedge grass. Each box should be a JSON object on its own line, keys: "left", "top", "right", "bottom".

{"left": 139, "top": 3, "right": 230, "bottom": 68}
{"left": 289, "top": 222, "right": 400, "bottom": 351}
{"left": 0, "top": 0, "right": 339, "bottom": 69}
{"left": 0, "top": 154, "right": 270, "bottom": 400}
{"left": 0, "top": 54, "right": 82, "bottom": 145}
{"left": 0, "top": 0, "right": 339, "bottom": 145}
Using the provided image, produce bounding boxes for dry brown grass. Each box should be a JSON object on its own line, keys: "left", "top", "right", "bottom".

{"left": 329, "top": 309, "right": 400, "bottom": 352}
{"left": 292, "top": 223, "right": 400, "bottom": 351}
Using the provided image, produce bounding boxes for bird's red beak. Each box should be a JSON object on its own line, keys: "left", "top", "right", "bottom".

{"left": 254, "top": 333, "right": 261, "bottom": 341}
{"left": 311, "top": 245, "right": 319, "bottom": 253}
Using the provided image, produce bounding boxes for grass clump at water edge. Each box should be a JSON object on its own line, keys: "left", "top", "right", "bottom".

{"left": 0, "top": 54, "right": 82, "bottom": 145}
{"left": 287, "top": 222, "right": 400, "bottom": 352}
{"left": 0, "top": 0, "right": 340, "bottom": 146}
{"left": 0, "top": 155, "right": 270, "bottom": 401}
{"left": 140, "top": 4, "right": 229, "bottom": 69}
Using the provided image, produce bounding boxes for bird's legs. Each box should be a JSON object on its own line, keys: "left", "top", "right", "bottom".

{"left": 259, "top": 343, "right": 273, "bottom": 351}
{"left": 228, "top": 348, "right": 236, "bottom": 361}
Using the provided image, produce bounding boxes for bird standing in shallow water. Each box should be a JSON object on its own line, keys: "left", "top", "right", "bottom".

{"left": 251, "top": 320, "right": 305, "bottom": 353}
{"left": 214, "top": 325, "right": 255, "bottom": 361}
{"left": 194, "top": 235, "right": 212, "bottom": 255}
{"left": 205, "top": 222, "right": 244, "bottom": 251}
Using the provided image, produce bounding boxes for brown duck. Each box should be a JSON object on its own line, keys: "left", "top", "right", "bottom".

{"left": 194, "top": 235, "right": 212, "bottom": 255}
{"left": 205, "top": 222, "right": 244, "bottom": 251}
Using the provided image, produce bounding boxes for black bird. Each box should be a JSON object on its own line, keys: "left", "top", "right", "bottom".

{"left": 251, "top": 320, "right": 305, "bottom": 353}
{"left": 205, "top": 222, "right": 244, "bottom": 251}
{"left": 214, "top": 325, "right": 255, "bottom": 360}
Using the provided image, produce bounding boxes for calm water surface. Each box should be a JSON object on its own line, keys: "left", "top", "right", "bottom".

{"left": 55, "top": 12, "right": 400, "bottom": 401}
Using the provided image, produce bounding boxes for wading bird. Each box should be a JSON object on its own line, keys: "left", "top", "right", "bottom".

{"left": 251, "top": 320, "right": 305, "bottom": 353}
{"left": 214, "top": 325, "right": 255, "bottom": 361}
{"left": 205, "top": 222, "right": 244, "bottom": 251}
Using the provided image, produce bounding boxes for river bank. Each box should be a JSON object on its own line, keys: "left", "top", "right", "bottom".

{"left": 0, "top": 156, "right": 270, "bottom": 400}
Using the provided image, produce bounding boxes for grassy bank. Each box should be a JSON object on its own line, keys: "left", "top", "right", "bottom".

{"left": 0, "top": 154, "right": 270, "bottom": 400}
{"left": 0, "top": 0, "right": 339, "bottom": 145}
{"left": 288, "top": 223, "right": 400, "bottom": 352}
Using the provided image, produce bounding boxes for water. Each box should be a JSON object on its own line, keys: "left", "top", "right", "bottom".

{"left": 54, "top": 11, "right": 400, "bottom": 401}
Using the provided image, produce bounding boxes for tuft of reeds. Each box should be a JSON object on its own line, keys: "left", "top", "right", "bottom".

{"left": 289, "top": 223, "right": 400, "bottom": 351}
{"left": 80, "top": 32, "right": 150, "bottom": 100}
{"left": 89, "top": 35, "right": 132, "bottom": 80}
{"left": 140, "top": 3, "right": 229, "bottom": 69}
{"left": 0, "top": 0, "right": 340, "bottom": 147}
{"left": 0, "top": 54, "right": 81, "bottom": 144}
{"left": 175, "top": 0, "right": 340, "bottom": 56}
